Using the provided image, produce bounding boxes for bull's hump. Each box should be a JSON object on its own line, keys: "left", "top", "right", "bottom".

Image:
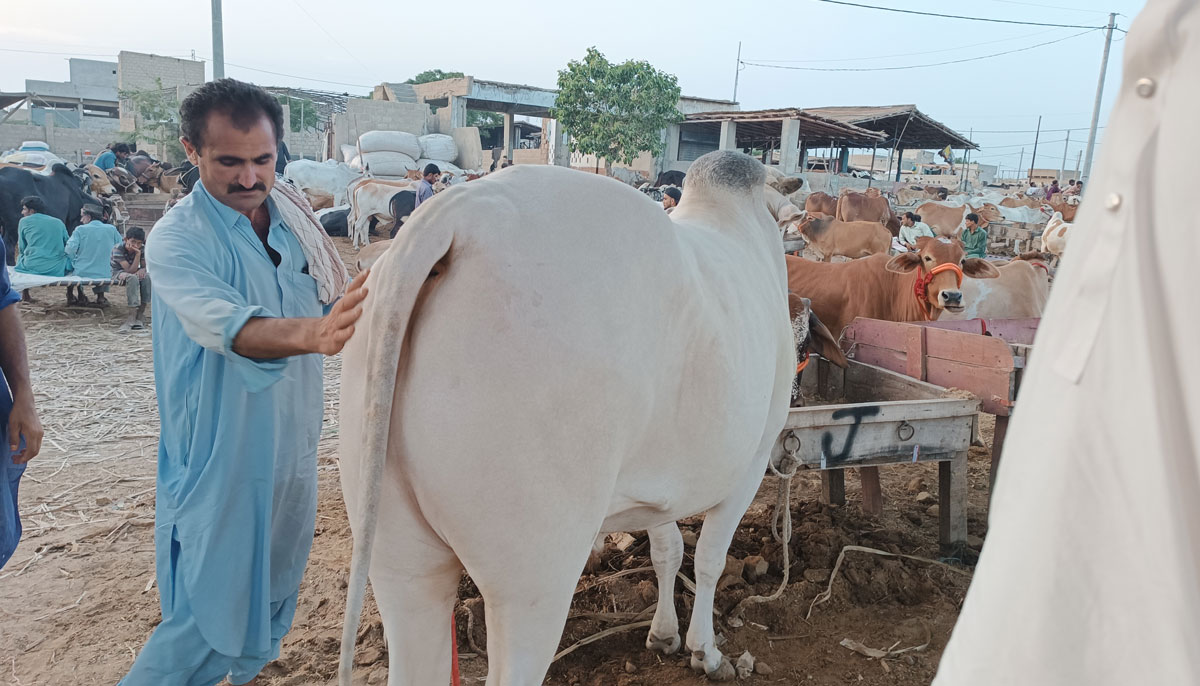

{"left": 685, "top": 151, "right": 765, "bottom": 197}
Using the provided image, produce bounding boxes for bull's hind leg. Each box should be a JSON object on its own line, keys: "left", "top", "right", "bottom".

{"left": 366, "top": 489, "right": 462, "bottom": 686}
{"left": 686, "top": 464, "right": 767, "bottom": 681}
{"left": 462, "top": 527, "right": 598, "bottom": 686}
{"left": 645, "top": 522, "right": 684, "bottom": 654}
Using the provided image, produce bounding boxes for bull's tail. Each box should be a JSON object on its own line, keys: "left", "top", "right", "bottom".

{"left": 834, "top": 192, "right": 848, "bottom": 222}
{"left": 338, "top": 218, "right": 455, "bottom": 686}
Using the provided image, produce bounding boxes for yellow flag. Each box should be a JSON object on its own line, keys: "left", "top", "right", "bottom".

{"left": 942, "top": 145, "right": 953, "bottom": 160}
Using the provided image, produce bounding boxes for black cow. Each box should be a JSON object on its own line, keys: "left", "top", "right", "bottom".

{"left": 654, "top": 170, "right": 686, "bottom": 188}
{"left": 319, "top": 208, "right": 349, "bottom": 237}
{"left": 388, "top": 190, "right": 417, "bottom": 239}
{"left": 0, "top": 164, "right": 102, "bottom": 265}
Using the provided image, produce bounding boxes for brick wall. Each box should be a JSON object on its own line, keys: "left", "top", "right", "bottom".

{"left": 0, "top": 122, "right": 119, "bottom": 163}
{"left": 330, "top": 99, "right": 430, "bottom": 161}
{"left": 117, "top": 52, "right": 205, "bottom": 92}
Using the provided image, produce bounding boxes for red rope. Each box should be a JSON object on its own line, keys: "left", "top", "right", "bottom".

{"left": 451, "top": 614, "right": 461, "bottom": 686}
{"left": 913, "top": 262, "right": 964, "bottom": 320}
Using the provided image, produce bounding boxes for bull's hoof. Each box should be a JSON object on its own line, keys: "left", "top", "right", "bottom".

{"left": 706, "top": 657, "right": 737, "bottom": 682}
{"left": 646, "top": 631, "right": 681, "bottom": 655}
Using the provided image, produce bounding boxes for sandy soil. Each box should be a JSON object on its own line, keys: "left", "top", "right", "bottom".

{"left": 2, "top": 235, "right": 994, "bottom": 685}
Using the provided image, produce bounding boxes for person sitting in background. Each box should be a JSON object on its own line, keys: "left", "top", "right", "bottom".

{"left": 1047, "top": 179, "right": 1061, "bottom": 200}
{"left": 1063, "top": 179, "right": 1082, "bottom": 197}
{"left": 94, "top": 143, "right": 130, "bottom": 171}
{"left": 111, "top": 226, "right": 150, "bottom": 332}
{"left": 961, "top": 212, "right": 989, "bottom": 260}
{"left": 898, "top": 211, "right": 936, "bottom": 250}
{"left": 13, "top": 196, "right": 70, "bottom": 301}
{"left": 662, "top": 186, "right": 681, "bottom": 214}
{"left": 65, "top": 204, "right": 122, "bottom": 306}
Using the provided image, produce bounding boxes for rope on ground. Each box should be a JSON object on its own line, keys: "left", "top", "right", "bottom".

{"left": 728, "top": 435, "right": 800, "bottom": 624}
{"left": 551, "top": 621, "right": 653, "bottom": 664}
{"left": 807, "top": 545, "right": 973, "bottom": 620}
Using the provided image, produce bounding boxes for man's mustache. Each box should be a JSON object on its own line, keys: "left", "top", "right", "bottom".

{"left": 228, "top": 183, "right": 267, "bottom": 193}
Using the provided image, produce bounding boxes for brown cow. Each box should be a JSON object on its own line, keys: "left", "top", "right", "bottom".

{"left": 1000, "top": 195, "right": 1042, "bottom": 209}
{"left": 804, "top": 191, "right": 838, "bottom": 216}
{"left": 1045, "top": 199, "right": 1078, "bottom": 222}
{"left": 786, "top": 235, "right": 1000, "bottom": 338}
{"left": 797, "top": 213, "right": 891, "bottom": 262}
{"left": 915, "top": 202, "right": 1004, "bottom": 237}
{"left": 836, "top": 190, "right": 902, "bottom": 237}
{"left": 938, "top": 253, "right": 1051, "bottom": 321}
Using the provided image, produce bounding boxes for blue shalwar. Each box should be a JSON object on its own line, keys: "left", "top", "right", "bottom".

{"left": 121, "top": 181, "right": 325, "bottom": 686}
{"left": 0, "top": 239, "right": 25, "bottom": 569}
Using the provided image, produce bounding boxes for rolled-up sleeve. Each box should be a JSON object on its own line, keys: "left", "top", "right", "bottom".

{"left": 0, "top": 244, "right": 18, "bottom": 312}
{"left": 147, "top": 227, "right": 286, "bottom": 392}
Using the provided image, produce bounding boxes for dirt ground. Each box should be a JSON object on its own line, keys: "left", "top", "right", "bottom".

{"left": 2, "top": 236, "right": 994, "bottom": 685}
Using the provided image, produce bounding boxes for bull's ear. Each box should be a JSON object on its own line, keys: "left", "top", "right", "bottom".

{"left": 809, "top": 311, "right": 849, "bottom": 368}
{"left": 886, "top": 252, "right": 923, "bottom": 273}
{"left": 963, "top": 258, "right": 1000, "bottom": 279}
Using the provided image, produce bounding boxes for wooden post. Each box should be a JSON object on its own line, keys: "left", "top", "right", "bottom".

{"left": 939, "top": 453, "right": 968, "bottom": 548}
{"left": 821, "top": 470, "right": 846, "bottom": 507}
{"left": 990, "top": 414, "right": 1010, "bottom": 490}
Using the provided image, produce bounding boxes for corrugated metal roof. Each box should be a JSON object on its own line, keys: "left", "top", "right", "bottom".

{"left": 684, "top": 108, "right": 885, "bottom": 146}
{"left": 801, "top": 105, "right": 976, "bottom": 150}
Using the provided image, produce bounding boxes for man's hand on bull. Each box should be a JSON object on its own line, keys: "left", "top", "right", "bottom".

{"left": 232, "top": 269, "right": 370, "bottom": 359}
{"left": 311, "top": 269, "right": 369, "bottom": 356}
{"left": 8, "top": 389, "right": 43, "bottom": 464}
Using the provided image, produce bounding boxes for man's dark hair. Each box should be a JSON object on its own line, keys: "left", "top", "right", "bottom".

{"left": 125, "top": 227, "right": 146, "bottom": 242}
{"left": 664, "top": 187, "right": 682, "bottom": 203}
{"left": 180, "top": 78, "right": 284, "bottom": 150}
{"left": 423, "top": 163, "right": 440, "bottom": 176}
{"left": 1068, "top": 179, "right": 1076, "bottom": 184}
{"left": 903, "top": 211, "right": 918, "bottom": 222}
{"left": 20, "top": 195, "right": 46, "bottom": 214}
{"left": 966, "top": 213, "right": 980, "bottom": 224}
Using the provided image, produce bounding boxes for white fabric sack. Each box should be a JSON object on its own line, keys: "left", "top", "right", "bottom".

{"left": 415, "top": 159, "right": 462, "bottom": 175}
{"left": 418, "top": 134, "right": 458, "bottom": 162}
{"left": 358, "top": 130, "right": 421, "bottom": 159}
{"left": 340, "top": 144, "right": 359, "bottom": 163}
{"left": 360, "top": 151, "right": 417, "bottom": 176}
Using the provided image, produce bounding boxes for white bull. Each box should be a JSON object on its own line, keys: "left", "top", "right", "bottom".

{"left": 347, "top": 177, "right": 418, "bottom": 248}
{"left": 337, "top": 151, "right": 794, "bottom": 685}
{"left": 283, "top": 159, "right": 362, "bottom": 208}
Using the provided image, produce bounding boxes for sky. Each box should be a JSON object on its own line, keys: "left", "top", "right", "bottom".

{"left": 1, "top": 0, "right": 1147, "bottom": 177}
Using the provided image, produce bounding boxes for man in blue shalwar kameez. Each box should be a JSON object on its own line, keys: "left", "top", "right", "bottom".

{"left": 120, "top": 79, "right": 368, "bottom": 686}
{"left": 0, "top": 238, "right": 44, "bottom": 569}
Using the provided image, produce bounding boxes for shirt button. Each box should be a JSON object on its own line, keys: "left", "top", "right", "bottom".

{"left": 1105, "top": 193, "right": 1122, "bottom": 211}
{"left": 1135, "top": 77, "right": 1156, "bottom": 98}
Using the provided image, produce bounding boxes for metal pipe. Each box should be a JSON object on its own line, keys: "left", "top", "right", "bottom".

{"left": 1081, "top": 12, "right": 1116, "bottom": 184}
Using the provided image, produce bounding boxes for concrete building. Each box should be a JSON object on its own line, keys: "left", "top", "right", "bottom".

{"left": 0, "top": 58, "right": 125, "bottom": 160}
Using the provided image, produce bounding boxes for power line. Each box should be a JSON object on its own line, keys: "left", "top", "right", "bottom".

{"left": 289, "top": 0, "right": 376, "bottom": 78}
{"left": 815, "top": 0, "right": 1111, "bottom": 29}
{"left": 980, "top": 0, "right": 1113, "bottom": 14}
{"left": 742, "top": 29, "right": 1097, "bottom": 72}
{"left": 0, "top": 47, "right": 119, "bottom": 58}
{"left": 211, "top": 57, "right": 373, "bottom": 90}
{"left": 960, "top": 125, "right": 1106, "bottom": 134}
{"left": 746, "top": 26, "right": 1063, "bottom": 63}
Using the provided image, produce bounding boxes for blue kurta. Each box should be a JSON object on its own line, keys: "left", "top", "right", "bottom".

{"left": 143, "top": 181, "right": 324, "bottom": 661}
{"left": 0, "top": 239, "right": 24, "bottom": 569}
{"left": 94, "top": 149, "right": 117, "bottom": 170}
{"left": 65, "top": 220, "right": 121, "bottom": 279}
{"left": 15, "top": 213, "right": 70, "bottom": 277}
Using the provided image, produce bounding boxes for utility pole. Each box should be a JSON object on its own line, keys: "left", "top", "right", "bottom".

{"left": 1017, "top": 148, "right": 1024, "bottom": 183}
{"left": 1028, "top": 115, "right": 1042, "bottom": 181}
{"left": 1082, "top": 12, "right": 1116, "bottom": 184}
{"left": 211, "top": 0, "right": 225, "bottom": 80}
{"left": 1060, "top": 129, "right": 1071, "bottom": 180}
{"left": 732, "top": 42, "right": 742, "bottom": 103}
{"left": 1075, "top": 149, "right": 1082, "bottom": 176}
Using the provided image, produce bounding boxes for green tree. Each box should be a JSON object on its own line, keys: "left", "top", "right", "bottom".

{"left": 119, "top": 78, "right": 184, "bottom": 164}
{"left": 274, "top": 94, "right": 321, "bottom": 131}
{"left": 405, "top": 69, "right": 503, "bottom": 129}
{"left": 551, "top": 47, "right": 682, "bottom": 175}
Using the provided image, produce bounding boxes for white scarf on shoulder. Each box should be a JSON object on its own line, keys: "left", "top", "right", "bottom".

{"left": 270, "top": 181, "right": 350, "bottom": 305}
